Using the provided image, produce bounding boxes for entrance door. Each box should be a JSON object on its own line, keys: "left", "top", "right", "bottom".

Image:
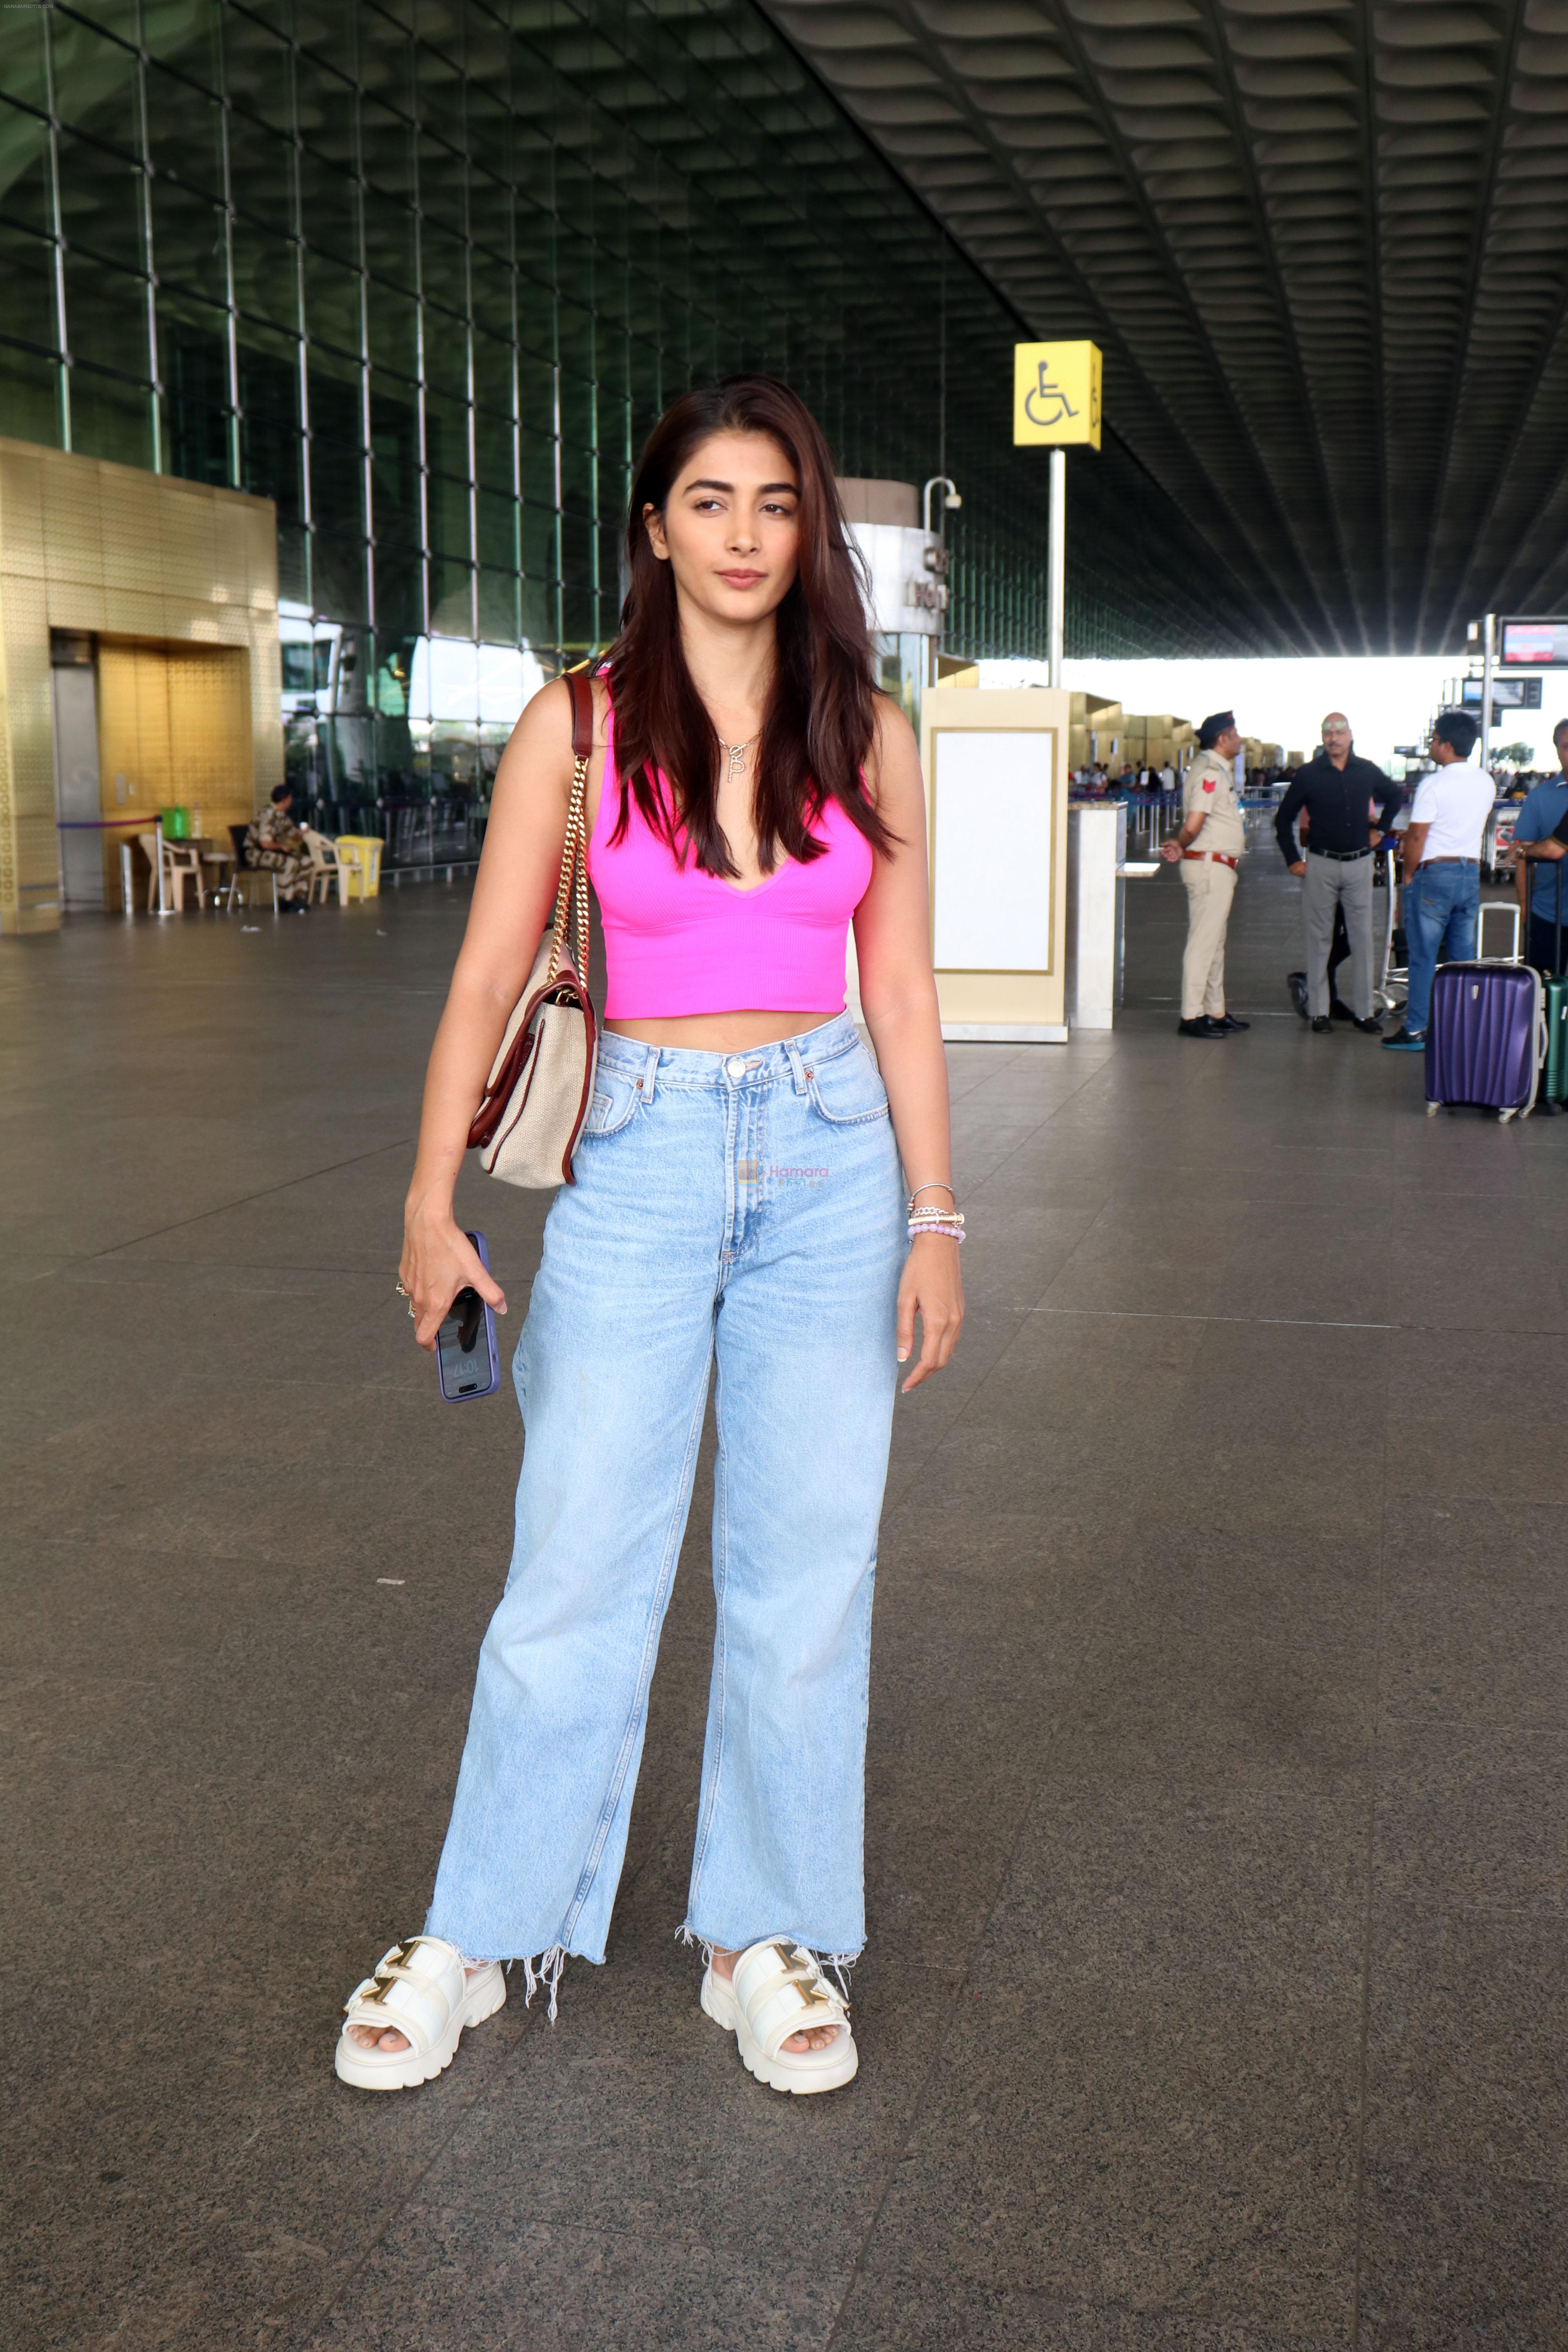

{"left": 50, "top": 650, "right": 104, "bottom": 911}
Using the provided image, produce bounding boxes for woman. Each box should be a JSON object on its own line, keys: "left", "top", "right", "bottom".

{"left": 244, "top": 782, "right": 312, "bottom": 905}
{"left": 336, "top": 377, "right": 964, "bottom": 2099}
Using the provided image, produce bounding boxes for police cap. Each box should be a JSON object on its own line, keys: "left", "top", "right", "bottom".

{"left": 1198, "top": 711, "right": 1236, "bottom": 750}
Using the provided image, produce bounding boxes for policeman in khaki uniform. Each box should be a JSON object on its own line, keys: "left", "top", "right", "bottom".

{"left": 1158, "top": 710, "right": 1250, "bottom": 1038}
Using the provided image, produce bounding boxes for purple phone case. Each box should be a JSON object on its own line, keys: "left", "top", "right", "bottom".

{"left": 436, "top": 1229, "right": 502, "bottom": 1401}
{"left": 1425, "top": 963, "right": 1543, "bottom": 1115}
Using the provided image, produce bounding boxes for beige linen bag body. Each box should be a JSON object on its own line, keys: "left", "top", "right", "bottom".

{"left": 466, "top": 668, "right": 599, "bottom": 1187}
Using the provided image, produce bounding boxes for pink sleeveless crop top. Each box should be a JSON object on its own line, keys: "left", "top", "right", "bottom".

{"left": 586, "top": 710, "right": 875, "bottom": 1018}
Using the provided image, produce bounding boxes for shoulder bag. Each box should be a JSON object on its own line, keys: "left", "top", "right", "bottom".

{"left": 466, "top": 667, "right": 599, "bottom": 1188}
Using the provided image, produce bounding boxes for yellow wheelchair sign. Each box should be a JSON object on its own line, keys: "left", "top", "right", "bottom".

{"left": 1013, "top": 341, "right": 1102, "bottom": 449}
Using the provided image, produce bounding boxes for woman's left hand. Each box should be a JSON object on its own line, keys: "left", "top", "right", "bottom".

{"left": 895, "top": 1234, "right": 965, "bottom": 1393}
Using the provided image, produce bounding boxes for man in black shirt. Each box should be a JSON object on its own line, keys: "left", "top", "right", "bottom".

{"left": 1275, "top": 712, "right": 1403, "bottom": 1033}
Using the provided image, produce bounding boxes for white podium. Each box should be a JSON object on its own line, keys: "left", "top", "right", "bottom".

{"left": 920, "top": 686, "right": 1070, "bottom": 1041}
{"left": 1065, "top": 802, "right": 1125, "bottom": 1030}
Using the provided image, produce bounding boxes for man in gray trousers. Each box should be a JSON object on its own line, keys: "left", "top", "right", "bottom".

{"left": 1274, "top": 713, "right": 1403, "bottom": 1034}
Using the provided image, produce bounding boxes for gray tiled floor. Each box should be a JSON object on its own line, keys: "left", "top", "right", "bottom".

{"left": 4, "top": 839, "right": 1565, "bottom": 2350}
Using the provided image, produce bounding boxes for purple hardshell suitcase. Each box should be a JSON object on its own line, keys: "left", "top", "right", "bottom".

{"left": 1425, "top": 960, "right": 1544, "bottom": 1121}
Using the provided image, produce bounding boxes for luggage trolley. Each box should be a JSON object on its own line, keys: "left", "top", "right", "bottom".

{"left": 1483, "top": 802, "right": 1520, "bottom": 885}
{"left": 1376, "top": 840, "right": 1406, "bottom": 1012}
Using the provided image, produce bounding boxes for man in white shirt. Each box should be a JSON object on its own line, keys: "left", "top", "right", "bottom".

{"left": 1383, "top": 708, "right": 1496, "bottom": 1049}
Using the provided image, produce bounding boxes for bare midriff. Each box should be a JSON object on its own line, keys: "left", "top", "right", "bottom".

{"left": 605, "top": 1010, "right": 828, "bottom": 1051}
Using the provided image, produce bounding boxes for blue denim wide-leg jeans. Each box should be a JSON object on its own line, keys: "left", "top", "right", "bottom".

{"left": 425, "top": 1013, "right": 906, "bottom": 1992}
{"left": 1403, "top": 861, "right": 1480, "bottom": 1034}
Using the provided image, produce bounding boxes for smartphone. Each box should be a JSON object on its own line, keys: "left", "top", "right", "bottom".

{"left": 436, "top": 1230, "right": 501, "bottom": 1402}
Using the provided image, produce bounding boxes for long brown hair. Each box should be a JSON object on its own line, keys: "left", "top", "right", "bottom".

{"left": 603, "top": 376, "right": 894, "bottom": 877}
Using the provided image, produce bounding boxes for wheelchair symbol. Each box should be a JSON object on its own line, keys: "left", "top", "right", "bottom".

{"left": 1024, "top": 363, "right": 1079, "bottom": 428}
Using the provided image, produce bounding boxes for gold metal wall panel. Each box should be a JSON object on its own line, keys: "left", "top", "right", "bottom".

{"left": 41, "top": 456, "right": 102, "bottom": 589}
{"left": 238, "top": 507, "right": 278, "bottom": 615}
{"left": 94, "top": 637, "right": 157, "bottom": 918}
{"left": 0, "top": 572, "right": 58, "bottom": 928}
{"left": 169, "top": 647, "right": 252, "bottom": 806}
{"left": 0, "top": 439, "right": 279, "bottom": 933}
{"left": 162, "top": 490, "right": 220, "bottom": 610}
{"left": 99, "top": 471, "right": 165, "bottom": 601}
{"left": 47, "top": 578, "right": 107, "bottom": 632}
{"left": 94, "top": 641, "right": 253, "bottom": 909}
{"left": 209, "top": 514, "right": 249, "bottom": 612}
{"left": 102, "top": 589, "right": 168, "bottom": 639}
{"left": 172, "top": 601, "right": 250, "bottom": 647}
{"left": 132, "top": 644, "right": 172, "bottom": 799}
{"left": 1, "top": 448, "right": 46, "bottom": 583}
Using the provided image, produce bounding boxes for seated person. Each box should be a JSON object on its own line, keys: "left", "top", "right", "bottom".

{"left": 244, "top": 784, "right": 313, "bottom": 906}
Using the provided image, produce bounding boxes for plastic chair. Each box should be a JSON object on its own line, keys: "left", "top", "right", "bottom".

{"left": 301, "top": 827, "right": 345, "bottom": 906}
{"left": 335, "top": 834, "right": 384, "bottom": 900}
{"left": 136, "top": 829, "right": 204, "bottom": 911}
{"left": 220, "top": 823, "right": 278, "bottom": 913}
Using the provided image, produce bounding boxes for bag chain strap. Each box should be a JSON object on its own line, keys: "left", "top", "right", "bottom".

{"left": 545, "top": 749, "right": 590, "bottom": 987}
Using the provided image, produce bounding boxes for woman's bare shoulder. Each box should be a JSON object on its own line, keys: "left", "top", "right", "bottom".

{"left": 493, "top": 673, "right": 585, "bottom": 791}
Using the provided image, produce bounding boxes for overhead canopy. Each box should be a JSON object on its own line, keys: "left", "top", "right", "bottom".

{"left": 760, "top": 0, "right": 1568, "bottom": 655}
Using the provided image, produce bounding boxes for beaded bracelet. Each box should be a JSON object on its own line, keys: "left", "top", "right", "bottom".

{"left": 908, "top": 1204, "right": 965, "bottom": 1244}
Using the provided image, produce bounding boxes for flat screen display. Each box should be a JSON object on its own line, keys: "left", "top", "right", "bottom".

{"left": 1460, "top": 675, "right": 1541, "bottom": 707}
{"left": 1500, "top": 618, "right": 1568, "bottom": 666}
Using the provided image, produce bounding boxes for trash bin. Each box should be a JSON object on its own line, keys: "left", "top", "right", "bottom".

{"left": 335, "top": 835, "right": 384, "bottom": 900}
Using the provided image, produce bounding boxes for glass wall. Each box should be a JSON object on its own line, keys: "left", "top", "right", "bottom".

{"left": 0, "top": 0, "right": 1258, "bottom": 864}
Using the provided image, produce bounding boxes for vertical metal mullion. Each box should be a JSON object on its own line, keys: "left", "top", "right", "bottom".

{"left": 452, "top": 22, "right": 477, "bottom": 656}
{"left": 289, "top": 28, "right": 312, "bottom": 616}
{"left": 588, "top": 353, "right": 600, "bottom": 655}
{"left": 463, "top": 157, "right": 478, "bottom": 646}
{"left": 41, "top": 8, "right": 71, "bottom": 451}
{"left": 549, "top": 118, "right": 563, "bottom": 660}
{"left": 583, "top": 95, "right": 600, "bottom": 656}
{"left": 410, "top": 56, "right": 430, "bottom": 644}
{"left": 358, "top": 179, "right": 374, "bottom": 642}
{"left": 350, "top": 34, "right": 376, "bottom": 795}
{"left": 132, "top": 12, "right": 161, "bottom": 472}
{"left": 214, "top": 5, "right": 241, "bottom": 489}
{"left": 507, "top": 118, "right": 522, "bottom": 650}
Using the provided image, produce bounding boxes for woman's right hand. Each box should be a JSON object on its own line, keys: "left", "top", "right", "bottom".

{"left": 399, "top": 1205, "right": 507, "bottom": 1352}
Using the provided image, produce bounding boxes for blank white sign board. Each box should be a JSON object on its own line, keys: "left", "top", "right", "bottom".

{"left": 932, "top": 729, "right": 1054, "bottom": 971}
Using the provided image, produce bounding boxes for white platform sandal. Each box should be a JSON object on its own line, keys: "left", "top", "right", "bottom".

{"left": 700, "top": 1938, "right": 858, "bottom": 2094}
{"left": 334, "top": 1935, "right": 505, "bottom": 2091}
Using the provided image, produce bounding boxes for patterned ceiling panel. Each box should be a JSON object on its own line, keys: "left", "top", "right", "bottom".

{"left": 760, "top": 0, "right": 1568, "bottom": 653}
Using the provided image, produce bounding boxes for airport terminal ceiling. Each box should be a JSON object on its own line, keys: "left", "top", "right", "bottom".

{"left": 0, "top": 0, "right": 1307, "bottom": 691}
{"left": 760, "top": 0, "right": 1568, "bottom": 657}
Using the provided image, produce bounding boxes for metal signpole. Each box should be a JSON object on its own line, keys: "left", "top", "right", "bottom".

{"left": 1012, "top": 339, "right": 1102, "bottom": 695}
{"left": 1480, "top": 612, "right": 1496, "bottom": 774}
{"left": 1047, "top": 447, "right": 1066, "bottom": 688}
